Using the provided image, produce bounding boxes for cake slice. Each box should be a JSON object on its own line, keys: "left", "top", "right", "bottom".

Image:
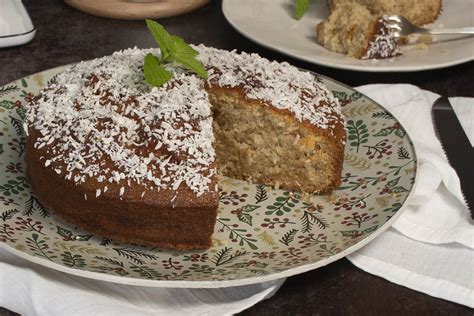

{"left": 327, "top": 0, "right": 442, "bottom": 27}
{"left": 316, "top": 2, "right": 400, "bottom": 59}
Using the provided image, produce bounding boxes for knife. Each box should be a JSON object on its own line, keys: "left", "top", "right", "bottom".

{"left": 431, "top": 96, "right": 474, "bottom": 217}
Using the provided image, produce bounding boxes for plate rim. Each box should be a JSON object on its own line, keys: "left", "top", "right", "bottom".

{"left": 0, "top": 64, "right": 419, "bottom": 288}
{"left": 221, "top": 0, "right": 474, "bottom": 72}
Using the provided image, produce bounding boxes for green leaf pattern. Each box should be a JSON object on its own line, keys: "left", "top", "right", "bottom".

{"left": 265, "top": 192, "right": 299, "bottom": 216}
{"left": 347, "top": 120, "right": 369, "bottom": 152}
{"left": 0, "top": 70, "right": 416, "bottom": 283}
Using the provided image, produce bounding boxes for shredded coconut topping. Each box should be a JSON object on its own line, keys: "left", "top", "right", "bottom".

{"left": 363, "top": 17, "right": 400, "bottom": 60}
{"left": 26, "top": 46, "right": 342, "bottom": 198}
{"left": 196, "top": 45, "right": 341, "bottom": 129}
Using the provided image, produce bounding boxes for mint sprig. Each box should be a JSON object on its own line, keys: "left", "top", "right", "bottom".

{"left": 294, "top": 0, "right": 309, "bottom": 20}
{"left": 171, "top": 35, "right": 208, "bottom": 79}
{"left": 143, "top": 53, "right": 172, "bottom": 88}
{"left": 144, "top": 20, "right": 208, "bottom": 87}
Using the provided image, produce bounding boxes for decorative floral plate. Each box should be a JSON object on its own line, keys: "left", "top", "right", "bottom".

{"left": 0, "top": 66, "right": 417, "bottom": 288}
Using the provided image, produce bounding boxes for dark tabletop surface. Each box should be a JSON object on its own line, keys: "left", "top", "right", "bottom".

{"left": 0, "top": 1, "right": 472, "bottom": 315}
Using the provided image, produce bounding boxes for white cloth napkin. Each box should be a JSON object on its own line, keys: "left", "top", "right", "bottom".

{"left": 347, "top": 84, "right": 474, "bottom": 308}
{"left": 1, "top": 84, "right": 473, "bottom": 314}
{"left": 0, "top": 247, "right": 284, "bottom": 315}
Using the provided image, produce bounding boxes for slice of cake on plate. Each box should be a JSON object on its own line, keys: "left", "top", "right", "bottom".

{"left": 316, "top": 2, "right": 400, "bottom": 59}
{"left": 316, "top": 0, "right": 442, "bottom": 59}
{"left": 327, "top": 0, "right": 442, "bottom": 26}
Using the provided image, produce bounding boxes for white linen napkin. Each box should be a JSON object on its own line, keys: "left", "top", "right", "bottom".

{"left": 0, "top": 247, "right": 284, "bottom": 315}
{"left": 347, "top": 84, "right": 474, "bottom": 308}
{"left": 0, "top": 84, "right": 472, "bottom": 314}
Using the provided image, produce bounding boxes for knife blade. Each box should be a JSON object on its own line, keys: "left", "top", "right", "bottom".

{"left": 431, "top": 96, "right": 474, "bottom": 217}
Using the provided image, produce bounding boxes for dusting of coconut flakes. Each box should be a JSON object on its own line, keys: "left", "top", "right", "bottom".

{"left": 26, "top": 45, "right": 343, "bottom": 198}
{"left": 194, "top": 45, "right": 342, "bottom": 130}
{"left": 27, "top": 47, "right": 215, "bottom": 198}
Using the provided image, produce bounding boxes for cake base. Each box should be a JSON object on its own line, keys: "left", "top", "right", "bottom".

{"left": 26, "top": 136, "right": 219, "bottom": 250}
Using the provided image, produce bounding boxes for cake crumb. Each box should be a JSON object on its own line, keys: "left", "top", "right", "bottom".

{"left": 300, "top": 191, "right": 312, "bottom": 202}
{"left": 293, "top": 134, "right": 301, "bottom": 145}
{"left": 418, "top": 34, "right": 433, "bottom": 44}
{"left": 412, "top": 43, "right": 428, "bottom": 51}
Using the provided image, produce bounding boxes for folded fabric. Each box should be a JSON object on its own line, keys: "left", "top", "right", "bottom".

{"left": 0, "top": 248, "right": 284, "bottom": 315}
{"left": 348, "top": 230, "right": 474, "bottom": 308}
{"left": 347, "top": 84, "right": 473, "bottom": 308}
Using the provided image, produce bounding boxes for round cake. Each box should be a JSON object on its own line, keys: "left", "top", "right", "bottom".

{"left": 25, "top": 45, "right": 345, "bottom": 249}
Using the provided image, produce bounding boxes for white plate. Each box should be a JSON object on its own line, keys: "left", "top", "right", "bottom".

{"left": 222, "top": 0, "right": 474, "bottom": 72}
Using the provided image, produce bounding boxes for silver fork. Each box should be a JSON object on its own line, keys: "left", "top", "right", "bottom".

{"left": 386, "top": 15, "right": 474, "bottom": 38}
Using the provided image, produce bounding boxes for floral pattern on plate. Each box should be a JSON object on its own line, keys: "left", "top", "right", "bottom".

{"left": 0, "top": 67, "right": 416, "bottom": 287}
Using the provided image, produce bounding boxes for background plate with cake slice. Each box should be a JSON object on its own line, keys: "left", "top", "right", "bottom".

{"left": 0, "top": 63, "right": 417, "bottom": 287}
{"left": 222, "top": 0, "right": 474, "bottom": 72}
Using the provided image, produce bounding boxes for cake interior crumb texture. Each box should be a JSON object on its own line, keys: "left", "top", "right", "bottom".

{"left": 328, "top": 0, "right": 442, "bottom": 26}
{"left": 316, "top": 2, "right": 377, "bottom": 59}
{"left": 317, "top": 0, "right": 442, "bottom": 59}
{"left": 210, "top": 88, "right": 342, "bottom": 193}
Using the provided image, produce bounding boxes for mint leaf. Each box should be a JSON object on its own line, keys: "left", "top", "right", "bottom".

{"left": 146, "top": 19, "right": 174, "bottom": 60}
{"left": 171, "top": 35, "right": 199, "bottom": 58}
{"left": 143, "top": 53, "right": 172, "bottom": 87}
{"left": 174, "top": 57, "right": 208, "bottom": 79}
{"left": 170, "top": 35, "right": 208, "bottom": 79}
{"left": 143, "top": 20, "right": 208, "bottom": 86}
{"left": 294, "top": 0, "right": 309, "bottom": 20}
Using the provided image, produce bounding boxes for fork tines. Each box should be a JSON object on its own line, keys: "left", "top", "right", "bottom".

{"left": 385, "top": 15, "right": 404, "bottom": 38}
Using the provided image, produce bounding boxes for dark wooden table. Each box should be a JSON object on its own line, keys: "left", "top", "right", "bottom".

{"left": 0, "top": 1, "right": 472, "bottom": 315}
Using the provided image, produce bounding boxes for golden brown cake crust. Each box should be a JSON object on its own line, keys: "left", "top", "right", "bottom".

{"left": 26, "top": 129, "right": 219, "bottom": 250}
